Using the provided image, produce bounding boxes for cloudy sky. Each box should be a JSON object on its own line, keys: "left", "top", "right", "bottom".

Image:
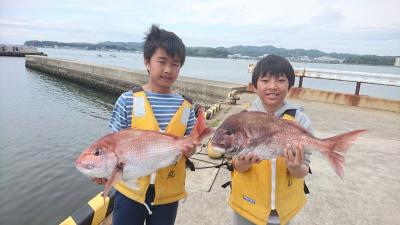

{"left": 0, "top": 0, "right": 399, "bottom": 56}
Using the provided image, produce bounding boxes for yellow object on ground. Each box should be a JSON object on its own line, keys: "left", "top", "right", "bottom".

{"left": 207, "top": 138, "right": 222, "bottom": 159}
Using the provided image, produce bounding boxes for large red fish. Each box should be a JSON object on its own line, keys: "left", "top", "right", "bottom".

{"left": 76, "top": 110, "right": 211, "bottom": 199}
{"left": 211, "top": 111, "right": 367, "bottom": 177}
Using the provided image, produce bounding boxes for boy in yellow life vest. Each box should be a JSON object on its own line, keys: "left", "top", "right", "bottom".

{"left": 93, "top": 25, "right": 199, "bottom": 225}
{"left": 230, "top": 55, "right": 313, "bottom": 225}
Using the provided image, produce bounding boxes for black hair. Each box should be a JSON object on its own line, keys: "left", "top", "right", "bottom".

{"left": 251, "top": 54, "right": 295, "bottom": 89}
{"left": 143, "top": 24, "right": 186, "bottom": 66}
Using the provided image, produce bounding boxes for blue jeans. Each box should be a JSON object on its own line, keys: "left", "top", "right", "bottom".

{"left": 113, "top": 185, "right": 179, "bottom": 225}
{"left": 233, "top": 211, "right": 284, "bottom": 225}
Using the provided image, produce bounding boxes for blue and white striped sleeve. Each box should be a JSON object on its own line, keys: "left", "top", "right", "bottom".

{"left": 109, "top": 93, "right": 129, "bottom": 132}
{"left": 184, "top": 108, "right": 196, "bottom": 136}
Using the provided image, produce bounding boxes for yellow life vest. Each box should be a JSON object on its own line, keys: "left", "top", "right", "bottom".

{"left": 114, "top": 89, "right": 192, "bottom": 205}
{"left": 228, "top": 110, "right": 306, "bottom": 225}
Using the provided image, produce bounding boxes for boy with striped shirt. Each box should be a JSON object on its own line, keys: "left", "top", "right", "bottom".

{"left": 94, "top": 25, "right": 198, "bottom": 225}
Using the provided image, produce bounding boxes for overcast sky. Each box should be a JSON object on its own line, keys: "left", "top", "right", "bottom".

{"left": 0, "top": 0, "right": 399, "bottom": 56}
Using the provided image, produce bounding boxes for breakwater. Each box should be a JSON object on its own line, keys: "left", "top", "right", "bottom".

{"left": 1, "top": 45, "right": 47, "bottom": 57}
{"left": 287, "top": 87, "right": 400, "bottom": 113}
{"left": 25, "top": 55, "right": 246, "bottom": 104}
{"left": 25, "top": 55, "right": 400, "bottom": 112}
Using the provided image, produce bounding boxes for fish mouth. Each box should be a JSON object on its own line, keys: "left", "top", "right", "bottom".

{"left": 222, "top": 149, "right": 240, "bottom": 157}
{"left": 212, "top": 146, "right": 226, "bottom": 154}
{"left": 210, "top": 143, "right": 227, "bottom": 154}
{"left": 76, "top": 162, "right": 94, "bottom": 170}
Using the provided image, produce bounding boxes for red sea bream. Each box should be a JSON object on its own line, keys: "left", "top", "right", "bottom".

{"left": 76, "top": 110, "right": 211, "bottom": 198}
{"left": 211, "top": 111, "right": 367, "bottom": 177}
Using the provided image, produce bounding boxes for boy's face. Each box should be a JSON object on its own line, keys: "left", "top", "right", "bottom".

{"left": 256, "top": 73, "right": 289, "bottom": 112}
{"left": 144, "top": 48, "right": 181, "bottom": 93}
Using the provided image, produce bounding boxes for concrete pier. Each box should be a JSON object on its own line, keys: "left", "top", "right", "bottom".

{"left": 0, "top": 45, "right": 47, "bottom": 57}
{"left": 25, "top": 55, "right": 246, "bottom": 104}
{"left": 26, "top": 55, "right": 399, "bottom": 112}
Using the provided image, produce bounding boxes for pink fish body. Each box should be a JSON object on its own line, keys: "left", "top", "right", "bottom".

{"left": 211, "top": 111, "right": 367, "bottom": 177}
{"left": 76, "top": 110, "right": 210, "bottom": 198}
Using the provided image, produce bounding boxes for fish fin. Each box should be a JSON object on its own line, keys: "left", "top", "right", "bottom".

{"left": 103, "top": 162, "right": 125, "bottom": 203}
{"left": 321, "top": 151, "right": 345, "bottom": 178}
{"left": 320, "top": 130, "right": 368, "bottom": 178}
{"left": 283, "top": 119, "right": 311, "bottom": 135}
{"left": 189, "top": 108, "right": 213, "bottom": 142}
{"left": 125, "top": 179, "right": 140, "bottom": 190}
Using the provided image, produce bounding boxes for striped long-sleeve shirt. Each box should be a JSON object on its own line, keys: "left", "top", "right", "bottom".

{"left": 109, "top": 91, "right": 196, "bottom": 135}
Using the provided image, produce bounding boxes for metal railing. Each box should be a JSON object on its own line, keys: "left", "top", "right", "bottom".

{"left": 248, "top": 64, "right": 400, "bottom": 95}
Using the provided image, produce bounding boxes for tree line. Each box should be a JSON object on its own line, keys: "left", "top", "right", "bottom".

{"left": 25, "top": 40, "right": 397, "bottom": 66}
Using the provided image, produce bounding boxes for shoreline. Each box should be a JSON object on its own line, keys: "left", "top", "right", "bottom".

{"left": 25, "top": 55, "right": 400, "bottom": 113}
{"left": 0, "top": 52, "right": 47, "bottom": 57}
{"left": 37, "top": 46, "right": 399, "bottom": 67}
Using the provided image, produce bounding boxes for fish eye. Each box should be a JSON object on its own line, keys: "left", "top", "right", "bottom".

{"left": 93, "top": 148, "right": 102, "bottom": 156}
{"left": 225, "top": 129, "right": 234, "bottom": 136}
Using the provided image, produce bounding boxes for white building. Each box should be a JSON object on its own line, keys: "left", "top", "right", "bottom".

{"left": 395, "top": 57, "right": 400, "bottom": 67}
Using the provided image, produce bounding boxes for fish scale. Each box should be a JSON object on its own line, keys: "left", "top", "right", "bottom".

{"left": 211, "top": 111, "right": 367, "bottom": 178}
{"left": 75, "top": 109, "right": 211, "bottom": 199}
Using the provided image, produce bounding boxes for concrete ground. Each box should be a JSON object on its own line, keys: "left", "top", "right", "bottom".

{"left": 175, "top": 92, "right": 400, "bottom": 225}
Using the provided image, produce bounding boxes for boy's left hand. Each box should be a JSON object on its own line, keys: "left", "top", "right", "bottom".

{"left": 284, "top": 144, "right": 309, "bottom": 178}
{"left": 284, "top": 143, "right": 305, "bottom": 168}
{"left": 181, "top": 141, "right": 201, "bottom": 157}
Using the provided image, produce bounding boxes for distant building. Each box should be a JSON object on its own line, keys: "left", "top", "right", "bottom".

{"left": 287, "top": 56, "right": 312, "bottom": 62}
{"left": 315, "top": 56, "right": 342, "bottom": 63}
{"left": 0, "top": 44, "right": 45, "bottom": 56}
{"left": 0, "top": 44, "right": 38, "bottom": 53}
{"left": 227, "top": 54, "right": 241, "bottom": 59}
{"left": 227, "top": 54, "right": 251, "bottom": 59}
{"left": 395, "top": 57, "right": 400, "bottom": 67}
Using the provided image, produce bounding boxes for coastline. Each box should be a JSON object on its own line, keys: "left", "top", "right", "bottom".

{"left": 25, "top": 55, "right": 400, "bottom": 112}
{"left": 37, "top": 46, "right": 399, "bottom": 67}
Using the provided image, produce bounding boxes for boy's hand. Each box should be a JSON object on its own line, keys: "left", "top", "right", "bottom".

{"left": 181, "top": 141, "right": 201, "bottom": 157}
{"left": 90, "top": 177, "right": 107, "bottom": 185}
{"left": 284, "top": 144, "right": 309, "bottom": 178}
{"left": 233, "top": 152, "right": 261, "bottom": 172}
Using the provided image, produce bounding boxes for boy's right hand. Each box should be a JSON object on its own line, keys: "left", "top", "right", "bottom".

{"left": 233, "top": 152, "right": 261, "bottom": 172}
{"left": 90, "top": 177, "right": 107, "bottom": 185}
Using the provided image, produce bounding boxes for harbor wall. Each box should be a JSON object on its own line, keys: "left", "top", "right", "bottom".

{"left": 25, "top": 55, "right": 400, "bottom": 112}
{"left": 25, "top": 55, "right": 246, "bottom": 104}
{"left": 288, "top": 87, "right": 400, "bottom": 113}
{"left": 1, "top": 45, "right": 47, "bottom": 57}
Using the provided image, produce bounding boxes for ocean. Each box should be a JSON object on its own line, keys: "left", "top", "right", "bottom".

{"left": 40, "top": 48, "right": 400, "bottom": 100}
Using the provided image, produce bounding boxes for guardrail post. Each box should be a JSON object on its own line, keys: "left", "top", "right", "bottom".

{"left": 298, "top": 68, "right": 305, "bottom": 88}
{"left": 355, "top": 82, "right": 361, "bottom": 95}
{"left": 59, "top": 190, "right": 116, "bottom": 225}
{"left": 299, "top": 76, "right": 303, "bottom": 88}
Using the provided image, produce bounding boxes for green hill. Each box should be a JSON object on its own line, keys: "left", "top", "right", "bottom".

{"left": 24, "top": 40, "right": 397, "bottom": 66}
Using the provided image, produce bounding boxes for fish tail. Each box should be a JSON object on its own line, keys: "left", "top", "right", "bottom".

{"left": 319, "top": 130, "right": 368, "bottom": 178}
